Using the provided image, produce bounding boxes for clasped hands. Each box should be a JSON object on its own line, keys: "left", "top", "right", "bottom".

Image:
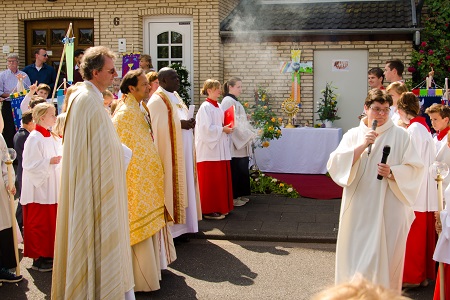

{"left": 181, "top": 118, "right": 196, "bottom": 130}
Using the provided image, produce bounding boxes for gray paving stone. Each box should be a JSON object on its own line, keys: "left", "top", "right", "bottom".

{"left": 245, "top": 211, "right": 282, "bottom": 221}
{"left": 281, "top": 212, "right": 316, "bottom": 223}
{"left": 260, "top": 221, "right": 298, "bottom": 233}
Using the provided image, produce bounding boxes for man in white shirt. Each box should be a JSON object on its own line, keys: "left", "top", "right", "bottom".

{"left": 0, "top": 53, "right": 31, "bottom": 147}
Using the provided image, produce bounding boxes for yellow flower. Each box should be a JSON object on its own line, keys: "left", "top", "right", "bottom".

{"left": 263, "top": 106, "right": 267, "bottom": 109}
{"left": 271, "top": 117, "right": 276, "bottom": 122}
{"left": 268, "top": 126, "right": 274, "bottom": 131}
{"left": 278, "top": 117, "right": 282, "bottom": 122}
{"left": 244, "top": 102, "right": 249, "bottom": 107}
{"left": 262, "top": 95, "right": 266, "bottom": 101}
{"left": 279, "top": 183, "right": 284, "bottom": 187}
{"left": 277, "top": 130, "right": 281, "bottom": 134}
{"left": 262, "top": 141, "right": 270, "bottom": 147}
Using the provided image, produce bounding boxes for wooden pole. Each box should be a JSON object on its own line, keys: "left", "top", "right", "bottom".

{"left": 436, "top": 174, "right": 445, "bottom": 300}
{"left": 5, "top": 155, "right": 20, "bottom": 276}
{"left": 51, "top": 22, "right": 73, "bottom": 102}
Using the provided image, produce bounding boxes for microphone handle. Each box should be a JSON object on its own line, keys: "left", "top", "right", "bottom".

{"left": 377, "top": 153, "right": 390, "bottom": 180}
{"left": 368, "top": 121, "right": 377, "bottom": 155}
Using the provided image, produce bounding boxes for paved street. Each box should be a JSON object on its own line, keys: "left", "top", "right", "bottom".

{"left": 2, "top": 239, "right": 435, "bottom": 299}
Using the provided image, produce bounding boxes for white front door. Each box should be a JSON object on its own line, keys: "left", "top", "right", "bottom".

{"left": 143, "top": 17, "right": 193, "bottom": 101}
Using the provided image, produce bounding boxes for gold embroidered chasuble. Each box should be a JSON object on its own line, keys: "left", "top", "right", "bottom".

{"left": 112, "top": 94, "right": 167, "bottom": 245}
{"left": 147, "top": 87, "right": 188, "bottom": 224}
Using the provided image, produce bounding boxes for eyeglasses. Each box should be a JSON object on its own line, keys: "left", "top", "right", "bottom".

{"left": 6, "top": 60, "right": 18, "bottom": 64}
{"left": 105, "top": 68, "right": 116, "bottom": 75}
{"left": 41, "top": 53, "right": 48, "bottom": 57}
{"left": 370, "top": 106, "right": 390, "bottom": 115}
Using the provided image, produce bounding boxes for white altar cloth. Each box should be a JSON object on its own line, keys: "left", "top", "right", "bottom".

{"left": 253, "top": 127, "right": 342, "bottom": 174}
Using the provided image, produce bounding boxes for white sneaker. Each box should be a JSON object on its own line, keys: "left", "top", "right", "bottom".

{"left": 239, "top": 197, "right": 250, "bottom": 203}
{"left": 233, "top": 198, "right": 246, "bottom": 207}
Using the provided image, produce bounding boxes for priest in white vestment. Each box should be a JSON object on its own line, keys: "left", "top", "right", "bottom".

{"left": 327, "top": 88, "right": 424, "bottom": 291}
{"left": 51, "top": 46, "right": 135, "bottom": 300}
{"left": 147, "top": 67, "right": 201, "bottom": 238}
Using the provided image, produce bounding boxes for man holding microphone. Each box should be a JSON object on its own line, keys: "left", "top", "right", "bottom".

{"left": 327, "top": 88, "right": 424, "bottom": 292}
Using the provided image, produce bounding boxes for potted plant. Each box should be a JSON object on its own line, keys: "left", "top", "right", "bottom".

{"left": 316, "top": 82, "right": 340, "bottom": 127}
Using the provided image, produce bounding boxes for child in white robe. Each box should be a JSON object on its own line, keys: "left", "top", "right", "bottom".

{"left": 195, "top": 79, "right": 234, "bottom": 220}
{"left": 21, "top": 103, "right": 61, "bottom": 272}
{"left": 397, "top": 92, "right": 438, "bottom": 287}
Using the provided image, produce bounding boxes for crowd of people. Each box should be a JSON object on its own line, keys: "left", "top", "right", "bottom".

{"left": 329, "top": 59, "right": 450, "bottom": 298}
{"left": 0, "top": 46, "right": 257, "bottom": 297}
{"left": 0, "top": 45, "right": 449, "bottom": 298}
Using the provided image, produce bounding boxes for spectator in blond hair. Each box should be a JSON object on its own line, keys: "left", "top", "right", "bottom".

{"left": 386, "top": 81, "right": 408, "bottom": 125}
{"left": 312, "top": 276, "right": 412, "bottom": 300}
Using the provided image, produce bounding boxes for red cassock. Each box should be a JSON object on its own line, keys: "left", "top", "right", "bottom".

{"left": 23, "top": 203, "right": 57, "bottom": 258}
{"left": 197, "top": 161, "right": 233, "bottom": 215}
{"left": 403, "top": 211, "right": 437, "bottom": 283}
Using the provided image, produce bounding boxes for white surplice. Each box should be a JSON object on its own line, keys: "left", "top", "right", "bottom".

{"left": 406, "top": 122, "right": 437, "bottom": 212}
{"left": 220, "top": 96, "right": 256, "bottom": 157}
{"left": 0, "top": 134, "right": 12, "bottom": 232}
{"left": 434, "top": 135, "right": 450, "bottom": 192}
{"left": 327, "top": 117, "right": 424, "bottom": 291}
{"left": 195, "top": 101, "right": 231, "bottom": 162}
{"left": 434, "top": 186, "right": 450, "bottom": 264}
{"left": 20, "top": 131, "right": 61, "bottom": 205}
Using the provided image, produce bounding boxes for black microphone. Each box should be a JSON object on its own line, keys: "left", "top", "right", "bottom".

{"left": 377, "top": 145, "right": 391, "bottom": 180}
{"left": 367, "top": 119, "right": 378, "bottom": 155}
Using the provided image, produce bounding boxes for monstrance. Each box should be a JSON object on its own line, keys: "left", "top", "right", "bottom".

{"left": 281, "top": 97, "right": 300, "bottom": 128}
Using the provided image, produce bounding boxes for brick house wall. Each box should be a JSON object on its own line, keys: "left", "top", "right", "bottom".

{"left": 0, "top": 0, "right": 237, "bottom": 104}
{"left": 0, "top": 0, "right": 412, "bottom": 124}
{"left": 223, "top": 40, "right": 413, "bottom": 125}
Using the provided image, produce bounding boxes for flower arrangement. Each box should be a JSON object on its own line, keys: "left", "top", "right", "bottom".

{"left": 250, "top": 170, "right": 300, "bottom": 198}
{"left": 241, "top": 86, "right": 282, "bottom": 148}
{"left": 316, "top": 82, "right": 340, "bottom": 122}
{"left": 408, "top": 0, "right": 450, "bottom": 87}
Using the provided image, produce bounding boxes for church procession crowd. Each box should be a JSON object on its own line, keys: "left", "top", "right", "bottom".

{"left": 0, "top": 45, "right": 257, "bottom": 299}
{"left": 0, "top": 44, "right": 449, "bottom": 299}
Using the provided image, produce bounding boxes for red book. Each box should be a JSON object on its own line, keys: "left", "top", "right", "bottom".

{"left": 224, "top": 105, "right": 235, "bottom": 128}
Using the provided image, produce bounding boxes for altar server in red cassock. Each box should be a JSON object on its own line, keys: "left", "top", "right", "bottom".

{"left": 397, "top": 93, "right": 438, "bottom": 288}
{"left": 21, "top": 103, "right": 61, "bottom": 272}
{"left": 195, "top": 79, "right": 234, "bottom": 220}
{"left": 426, "top": 103, "right": 450, "bottom": 191}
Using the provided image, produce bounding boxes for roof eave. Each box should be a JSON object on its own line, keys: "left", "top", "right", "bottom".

{"left": 220, "top": 28, "right": 419, "bottom": 38}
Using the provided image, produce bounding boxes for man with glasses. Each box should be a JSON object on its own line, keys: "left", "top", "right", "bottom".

{"left": 51, "top": 46, "right": 135, "bottom": 300}
{"left": 0, "top": 53, "right": 31, "bottom": 148}
{"left": 328, "top": 88, "right": 424, "bottom": 292}
{"left": 22, "top": 48, "right": 57, "bottom": 91}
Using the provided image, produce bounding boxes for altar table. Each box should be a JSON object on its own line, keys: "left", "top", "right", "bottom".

{"left": 253, "top": 127, "right": 342, "bottom": 174}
